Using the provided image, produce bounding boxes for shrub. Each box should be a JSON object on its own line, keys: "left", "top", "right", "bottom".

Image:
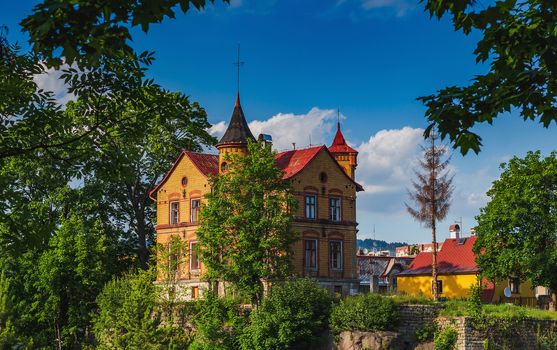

{"left": 93, "top": 269, "right": 192, "bottom": 349}
{"left": 240, "top": 278, "right": 332, "bottom": 350}
{"left": 415, "top": 321, "right": 438, "bottom": 343}
{"left": 190, "top": 292, "right": 245, "bottom": 350}
{"left": 329, "top": 293, "right": 400, "bottom": 336}
{"left": 434, "top": 327, "right": 458, "bottom": 350}
{"left": 467, "top": 281, "right": 484, "bottom": 317}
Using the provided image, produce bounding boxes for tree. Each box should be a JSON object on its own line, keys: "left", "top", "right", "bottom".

{"left": 32, "top": 214, "right": 114, "bottom": 349}
{"left": 197, "top": 140, "right": 298, "bottom": 305}
{"left": 420, "top": 0, "right": 557, "bottom": 155}
{"left": 0, "top": 270, "right": 17, "bottom": 348}
{"left": 21, "top": 0, "right": 227, "bottom": 67}
{"left": 473, "top": 151, "right": 557, "bottom": 310}
{"left": 78, "top": 84, "right": 215, "bottom": 269}
{"left": 406, "top": 133, "right": 454, "bottom": 300}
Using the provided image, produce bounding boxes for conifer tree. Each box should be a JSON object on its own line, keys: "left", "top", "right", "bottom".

{"left": 406, "top": 133, "right": 454, "bottom": 300}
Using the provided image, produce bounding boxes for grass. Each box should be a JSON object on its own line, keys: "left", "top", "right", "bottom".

{"left": 439, "top": 300, "right": 557, "bottom": 320}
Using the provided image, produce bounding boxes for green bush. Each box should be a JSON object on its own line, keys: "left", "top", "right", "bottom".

{"left": 415, "top": 321, "right": 438, "bottom": 343}
{"left": 240, "top": 278, "right": 332, "bottom": 350}
{"left": 190, "top": 292, "right": 245, "bottom": 350}
{"left": 434, "top": 327, "right": 458, "bottom": 350}
{"left": 93, "top": 269, "right": 193, "bottom": 349}
{"left": 329, "top": 293, "right": 400, "bottom": 336}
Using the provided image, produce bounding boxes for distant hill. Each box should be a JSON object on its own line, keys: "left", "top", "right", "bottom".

{"left": 357, "top": 239, "right": 408, "bottom": 254}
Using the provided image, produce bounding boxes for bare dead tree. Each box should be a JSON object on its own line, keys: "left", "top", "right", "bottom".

{"left": 406, "top": 132, "right": 454, "bottom": 300}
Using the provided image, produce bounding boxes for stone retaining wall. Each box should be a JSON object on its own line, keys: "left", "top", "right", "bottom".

{"left": 333, "top": 304, "right": 557, "bottom": 350}
{"left": 437, "top": 316, "right": 557, "bottom": 350}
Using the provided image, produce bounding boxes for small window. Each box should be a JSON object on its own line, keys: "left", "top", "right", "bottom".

{"left": 334, "top": 285, "right": 342, "bottom": 295}
{"left": 169, "top": 201, "right": 179, "bottom": 224}
{"left": 330, "top": 241, "right": 343, "bottom": 270}
{"left": 181, "top": 176, "right": 188, "bottom": 186}
{"left": 190, "top": 241, "right": 200, "bottom": 271}
{"left": 221, "top": 162, "right": 229, "bottom": 172}
{"left": 432, "top": 280, "right": 443, "bottom": 295}
{"left": 191, "top": 286, "right": 199, "bottom": 299}
{"left": 509, "top": 277, "right": 520, "bottom": 294}
{"left": 329, "top": 197, "right": 341, "bottom": 221}
{"left": 304, "top": 239, "right": 318, "bottom": 270}
{"left": 190, "top": 199, "right": 201, "bottom": 224}
{"left": 305, "top": 195, "right": 316, "bottom": 219}
{"left": 319, "top": 172, "right": 328, "bottom": 183}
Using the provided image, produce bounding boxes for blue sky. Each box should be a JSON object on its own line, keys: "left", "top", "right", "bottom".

{"left": 3, "top": 0, "right": 556, "bottom": 243}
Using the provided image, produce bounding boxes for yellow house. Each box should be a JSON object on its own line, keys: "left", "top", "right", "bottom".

{"left": 397, "top": 235, "right": 536, "bottom": 303}
{"left": 149, "top": 93, "right": 364, "bottom": 299}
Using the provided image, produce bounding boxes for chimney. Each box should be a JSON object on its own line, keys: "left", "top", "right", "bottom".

{"left": 258, "top": 134, "right": 273, "bottom": 148}
{"left": 449, "top": 224, "right": 461, "bottom": 239}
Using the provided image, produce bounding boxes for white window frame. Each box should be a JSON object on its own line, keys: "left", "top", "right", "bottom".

{"left": 329, "top": 240, "right": 343, "bottom": 270}
{"left": 305, "top": 195, "right": 317, "bottom": 219}
{"left": 190, "top": 198, "right": 201, "bottom": 224}
{"left": 169, "top": 201, "right": 179, "bottom": 224}
{"left": 304, "top": 238, "right": 318, "bottom": 271}
{"left": 189, "top": 241, "right": 200, "bottom": 272}
{"left": 329, "top": 197, "right": 342, "bottom": 222}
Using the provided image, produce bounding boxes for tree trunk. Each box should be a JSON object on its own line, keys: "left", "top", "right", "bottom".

{"left": 137, "top": 212, "right": 148, "bottom": 270}
{"left": 432, "top": 224, "right": 439, "bottom": 300}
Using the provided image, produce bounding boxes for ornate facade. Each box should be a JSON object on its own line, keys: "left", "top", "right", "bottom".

{"left": 150, "top": 94, "right": 363, "bottom": 299}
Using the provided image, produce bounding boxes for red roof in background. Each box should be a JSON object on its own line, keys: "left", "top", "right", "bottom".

{"left": 274, "top": 145, "right": 324, "bottom": 179}
{"left": 328, "top": 122, "right": 358, "bottom": 154}
{"left": 399, "top": 236, "right": 479, "bottom": 275}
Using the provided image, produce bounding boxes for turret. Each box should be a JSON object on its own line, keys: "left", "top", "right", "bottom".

{"left": 216, "top": 94, "right": 255, "bottom": 173}
{"left": 328, "top": 121, "right": 358, "bottom": 180}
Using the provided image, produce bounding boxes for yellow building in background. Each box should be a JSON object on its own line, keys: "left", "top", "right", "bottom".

{"left": 397, "top": 234, "right": 536, "bottom": 303}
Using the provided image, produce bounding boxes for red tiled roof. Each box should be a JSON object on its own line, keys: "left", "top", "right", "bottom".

{"left": 274, "top": 145, "right": 324, "bottom": 179}
{"left": 186, "top": 151, "right": 219, "bottom": 177}
{"left": 328, "top": 122, "right": 358, "bottom": 154}
{"left": 151, "top": 144, "right": 364, "bottom": 201}
{"left": 398, "top": 236, "right": 479, "bottom": 275}
{"left": 148, "top": 151, "right": 218, "bottom": 200}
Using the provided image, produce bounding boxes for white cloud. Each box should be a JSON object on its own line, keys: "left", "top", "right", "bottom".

{"left": 360, "top": 0, "right": 415, "bottom": 16}
{"left": 229, "top": 0, "right": 243, "bottom": 8}
{"left": 249, "top": 107, "right": 337, "bottom": 151}
{"left": 209, "top": 107, "right": 338, "bottom": 151}
{"left": 208, "top": 121, "right": 228, "bottom": 137}
{"left": 33, "top": 65, "right": 75, "bottom": 106}
{"left": 356, "top": 126, "right": 424, "bottom": 194}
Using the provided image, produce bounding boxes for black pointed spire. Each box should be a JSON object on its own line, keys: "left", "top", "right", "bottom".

{"left": 217, "top": 93, "right": 255, "bottom": 146}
